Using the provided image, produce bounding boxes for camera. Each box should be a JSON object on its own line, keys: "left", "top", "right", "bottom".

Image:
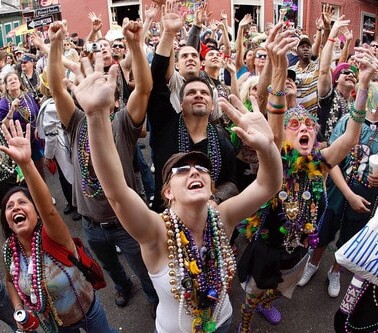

{"left": 86, "top": 42, "right": 101, "bottom": 53}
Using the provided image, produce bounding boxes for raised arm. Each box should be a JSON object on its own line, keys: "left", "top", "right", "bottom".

{"left": 47, "top": 21, "right": 76, "bottom": 127}
{"left": 235, "top": 14, "right": 252, "bottom": 72}
{"left": 122, "top": 21, "right": 152, "bottom": 125}
{"left": 218, "top": 95, "right": 282, "bottom": 234}
{"left": 1, "top": 121, "right": 74, "bottom": 250}
{"left": 154, "top": 0, "right": 186, "bottom": 81}
{"left": 266, "top": 24, "right": 298, "bottom": 149}
{"left": 70, "top": 56, "right": 164, "bottom": 261}
{"left": 86, "top": 12, "right": 102, "bottom": 42}
{"left": 322, "top": 48, "right": 378, "bottom": 166}
{"left": 339, "top": 28, "right": 353, "bottom": 64}
{"left": 317, "top": 15, "right": 350, "bottom": 98}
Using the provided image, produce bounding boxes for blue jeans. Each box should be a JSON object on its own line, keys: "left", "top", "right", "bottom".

{"left": 58, "top": 294, "right": 117, "bottom": 332}
{"left": 82, "top": 217, "right": 158, "bottom": 304}
{"left": 136, "top": 143, "right": 155, "bottom": 198}
{"left": 0, "top": 281, "right": 17, "bottom": 331}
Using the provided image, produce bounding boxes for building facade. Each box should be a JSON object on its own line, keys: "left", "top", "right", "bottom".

{"left": 1, "top": 0, "right": 377, "bottom": 48}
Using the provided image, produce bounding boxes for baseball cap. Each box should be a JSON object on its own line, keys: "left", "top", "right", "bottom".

{"left": 298, "top": 36, "right": 312, "bottom": 48}
{"left": 287, "top": 69, "right": 296, "bottom": 82}
{"left": 162, "top": 151, "right": 212, "bottom": 184}
{"left": 21, "top": 54, "right": 35, "bottom": 63}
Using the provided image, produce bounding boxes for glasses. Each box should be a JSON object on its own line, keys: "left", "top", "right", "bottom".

{"left": 112, "top": 44, "right": 125, "bottom": 49}
{"left": 255, "top": 54, "right": 267, "bottom": 59}
{"left": 340, "top": 69, "right": 357, "bottom": 78}
{"left": 371, "top": 44, "right": 378, "bottom": 48}
{"left": 286, "top": 117, "right": 316, "bottom": 130}
{"left": 171, "top": 164, "right": 210, "bottom": 177}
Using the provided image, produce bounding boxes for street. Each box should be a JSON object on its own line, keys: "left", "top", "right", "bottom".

{"left": 0, "top": 138, "right": 352, "bottom": 332}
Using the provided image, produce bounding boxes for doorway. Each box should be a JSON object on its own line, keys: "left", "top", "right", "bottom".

{"left": 112, "top": 4, "right": 140, "bottom": 24}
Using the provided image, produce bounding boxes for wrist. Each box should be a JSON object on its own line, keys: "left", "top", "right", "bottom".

{"left": 14, "top": 303, "right": 23, "bottom": 310}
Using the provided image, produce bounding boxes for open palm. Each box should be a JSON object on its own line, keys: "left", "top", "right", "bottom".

{"left": 0, "top": 121, "right": 31, "bottom": 165}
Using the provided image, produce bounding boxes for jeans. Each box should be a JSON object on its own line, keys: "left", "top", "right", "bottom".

{"left": 0, "top": 281, "right": 17, "bottom": 331}
{"left": 58, "top": 294, "right": 117, "bottom": 332}
{"left": 136, "top": 143, "right": 155, "bottom": 199}
{"left": 82, "top": 217, "right": 158, "bottom": 304}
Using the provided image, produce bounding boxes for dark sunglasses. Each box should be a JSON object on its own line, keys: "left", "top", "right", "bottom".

{"left": 340, "top": 69, "right": 356, "bottom": 77}
{"left": 112, "top": 44, "right": 125, "bottom": 49}
{"left": 371, "top": 44, "right": 378, "bottom": 48}
{"left": 256, "top": 54, "right": 267, "bottom": 59}
{"left": 171, "top": 164, "right": 210, "bottom": 177}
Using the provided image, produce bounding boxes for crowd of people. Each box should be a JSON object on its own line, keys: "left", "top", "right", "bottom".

{"left": 0, "top": 1, "right": 378, "bottom": 332}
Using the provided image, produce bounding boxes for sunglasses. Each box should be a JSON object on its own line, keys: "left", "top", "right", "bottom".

{"left": 371, "top": 44, "right": 378, "bottom": 48}
{"left": 171, "top": 164, "right": 210, "bottom": 177}
{"left": 286, "top": 117, "right": 316, "bottom": 130}
{"left": 340, "top": 69, "right": 357, "bottom": 78}
{"left": 112, "top": 44, "right": 125, "bottom": 49}
{"left": 256, "top": 54, "right": 267, "bottom": 59}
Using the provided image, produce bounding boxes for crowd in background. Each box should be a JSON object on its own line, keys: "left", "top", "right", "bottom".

{"left": 0, "top": 1, "right": 378, "bottom": 332}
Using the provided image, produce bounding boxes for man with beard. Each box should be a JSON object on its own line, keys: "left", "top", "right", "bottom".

{"left": 148, "top": 1, "right": 238, "bottom": 212}
{"left": 289, "top": 36, "right": 320, "bottom": 116}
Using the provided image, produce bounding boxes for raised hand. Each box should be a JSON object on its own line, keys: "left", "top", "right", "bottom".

{"left": 265, "top": 22, "right": 298, "bottom": 73}
{"left": 219, "top": 95, "right": 274, "bottom": 152}
{"left": 353, "top": 47, "right": 378, "bottom": 85}
{"left": 68, "top": 54, "right": 118, "bottom": 117}
{"left": 193, "top": 2, "right": 212, "bottom": 27}
{"left": 145, "top": 3, "right": 159, "bottom": 20}
{"left": 161, "top": 0, "right": 186, "bottom": 34}
{"left": 322, "top": 3, "right": 333, "bottom": 29}
{"left": 0, "top": 121, "right": 31, "bottom": 165}
{"left": 48, "top": 21, "right": 66, "bottom": 43}
{"left": 88, "top": 12, "right": 102, "bottom": 32}
{"left": 123, "top": 20, "right": 144, "bottom": 45}
{"left": 239, "top": 14, "right": 252, "bottom": 29}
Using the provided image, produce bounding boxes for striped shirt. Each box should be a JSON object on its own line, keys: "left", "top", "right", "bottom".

{"left": 289, "top": 59, "right": 320, "bottom": 116}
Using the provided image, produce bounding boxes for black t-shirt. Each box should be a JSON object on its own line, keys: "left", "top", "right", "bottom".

{"left": 148, "top": 54, "right": 237, "bottom": 212}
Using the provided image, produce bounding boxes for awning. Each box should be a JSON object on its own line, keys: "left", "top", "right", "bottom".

{"left": 6, "top": 24, "right": 35, "bottom": 38}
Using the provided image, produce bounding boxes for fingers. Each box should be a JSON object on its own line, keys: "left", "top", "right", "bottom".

{"left": 80, "top": 57, "right": 94, "bottom": 78}
{"left": 93, "top": 52, "right": 104, "bottom": 73}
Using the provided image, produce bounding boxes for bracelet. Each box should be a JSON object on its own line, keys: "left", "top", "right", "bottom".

{"left": 267, "top": 85, "right": 287, "bottom": 96}
{"left": 267, "top": 104, "right": 286, "bottom": 114}
{"left": 268, "top": 101, "right": 286, "bottom": 109}
{"left": 317, "top": 29, "right": 322, "bottom": 32}
{"left": 328, "top": 38, "right": 336, "bottom": 43}
{"left": 349, "top": 103, "right": 366, "bottom": 123}
{"left": 6, "top": 116, "right": 13, "bottom": 120}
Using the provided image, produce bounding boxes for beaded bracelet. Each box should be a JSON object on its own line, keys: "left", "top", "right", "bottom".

{"left": 267, "top": 85, "right": 287, "bottom": 96}
{"left": 349, "top": 104, "right": 366, "bottom": 123}
{"left": 267, "top": 104, "right": 286, "bottom": 114}
{"left": 268, "top": 101, "right": 286, "bottom": 109}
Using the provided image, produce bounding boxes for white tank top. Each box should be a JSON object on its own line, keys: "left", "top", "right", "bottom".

{"left": 149, "top": 265, "right": 232, "bottom": 333}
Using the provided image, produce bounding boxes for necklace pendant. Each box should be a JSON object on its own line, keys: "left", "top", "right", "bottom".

{"left": 278, "top": 191, "right": 288, "bottom": 201}
{"left": 207, "top": 288, "right": 218, "bottom": 301}
{"left": 27, "top": 257, "right": 33, "bottom": 275}
{"left": 284, "top": 202, "right": 299, "bottom": 220}
{"left": 30, "top": 288, "right": 37, "bottom": 304}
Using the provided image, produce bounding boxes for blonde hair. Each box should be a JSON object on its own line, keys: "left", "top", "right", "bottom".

{"left": 239, "top": 76, "right": 260, "bottom": 104}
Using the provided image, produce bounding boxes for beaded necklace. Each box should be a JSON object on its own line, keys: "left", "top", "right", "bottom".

{"left": 238, "top": 143, "right": 328, "bottom": 253}
{"left": 7, "top": 94, "right": 34, "bottom": 125}
{"left": 3, "top": 223, "right": 62, "bottom": 332}
{"left": 346, "top": 120, "right": 378, "bottom": 188}
{"left": 178, "top": 115, "right": 222, "bottom": 182}
{"left": 162, "top": 206, "right": 235, "bottom": 333}
{"left": 0, "top": 128, "right": 16, "bottom": 182}
{"left": 344, "top": 281, "right": 378, "bottom": 333}
{"left": 77, "top": 115, "right": 114, "bottom": 198}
